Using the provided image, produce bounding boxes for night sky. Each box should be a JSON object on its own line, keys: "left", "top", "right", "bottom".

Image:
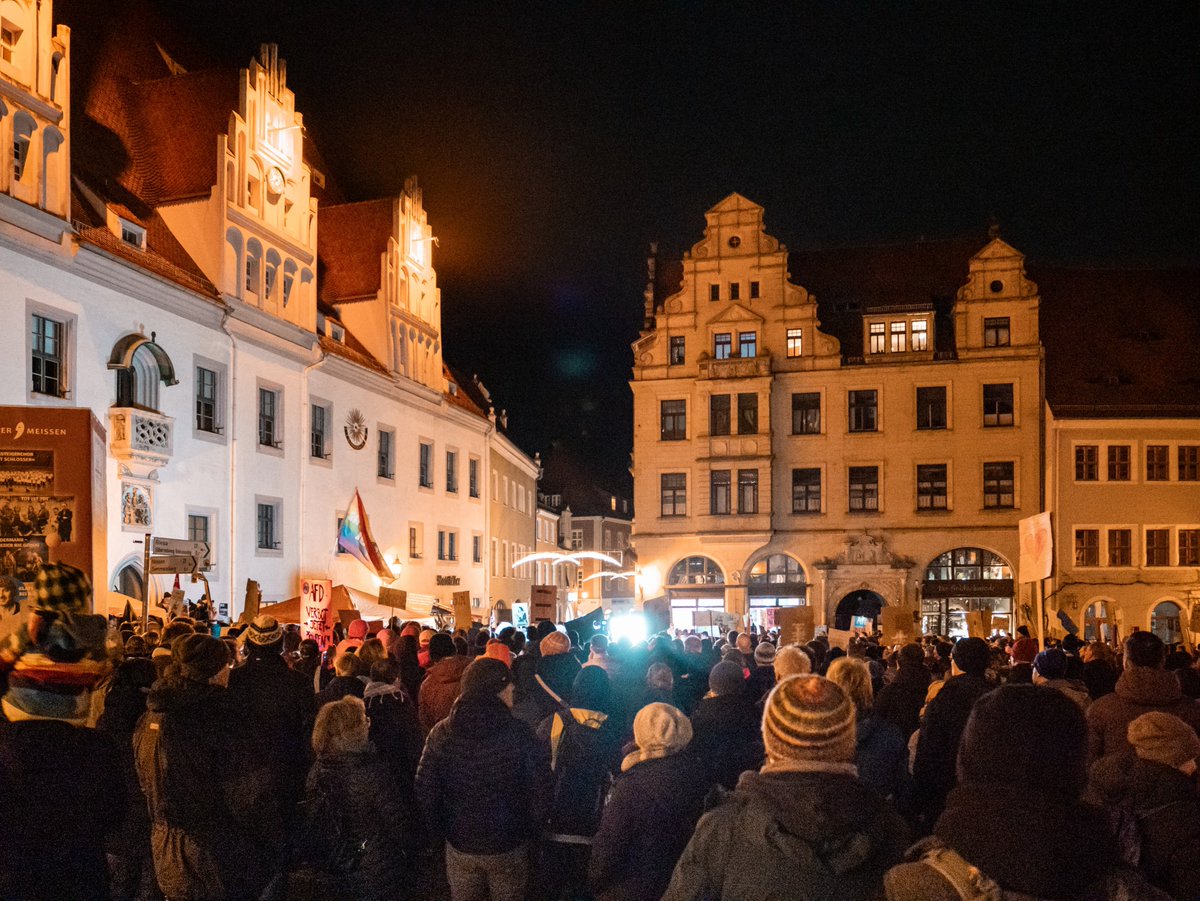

{"left": 86, "top": 2, "right": 1200, "bottom": 487}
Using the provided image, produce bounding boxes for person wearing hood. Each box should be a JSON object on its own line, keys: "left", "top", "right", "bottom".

{"left": 828, "top": 657, "right": 908, "bottom": 803}
{"left": 1087, "top": 631, "right": 1200, "bottom": 760}
{"left": 874, "top": 643, "right": 931, "bottom": 745}
{"left": 1033, "top": 647, "right": 1091, "bottom": 710}
{"left": 689, "top": 660, "right": 764, "bottom": 790}
{"left": 134, "top": 634, "right": 274, "bottom": 901}
{"left": 416, "top": 657, "right": 551, "bottom": 901}
{"left": 514, "top": 630, "right": 582, "bottom": 728}
{"left": 363, "top": 657, "right": 424, "bottom": 796}
{"left": 589, "top": 703, "right": 707, "bottom": 901}
{"left": 318, "top": 652, "right": 366, "bottom": 707}
{"left": 663, "top": 675, "right": 908, "bottom": 901}
{"left": 885, "top": 684, "right": 1164, "bottom": 901}
{"left": 418, "top": 633, "right": 471, "bottom": 734}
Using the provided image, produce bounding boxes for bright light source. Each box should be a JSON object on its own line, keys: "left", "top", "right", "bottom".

{"left": 610, "top": 613, "right": 647, "bottom": 644}
{"left": 636, "top": 565, "right": 662, "bottom": 597}
{"left": 388, "top": 557, "right": 403, "bottom": 578}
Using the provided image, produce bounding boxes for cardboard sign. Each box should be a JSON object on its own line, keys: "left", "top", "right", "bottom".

{"left": 301, "top": 578, "right": 334, "bottom": 651}
{"left": 379, "top": 586, "right": 407, "bottom": 610}
{"left": 965, "top": 610, "right": 985, "bottom": 638}
{"left": 452, "top": 590, "right": 473, "bottom": 632}
{"left": 827, "top": 627, "right": 854, "bottom": 651}
{"left": 530, "top": 584, "right": 557, "bottom": 622}
{"left": 880, "top": 606, "right": 915, "bottom": 645}
{"left": 761, "top": 608, "right": 777, "bottom": 629}
{"left": 775, "top": 605, "right": 815, "bottom": 645}
{"left": 238, "top": 579, "right": 261, "bottom": 626}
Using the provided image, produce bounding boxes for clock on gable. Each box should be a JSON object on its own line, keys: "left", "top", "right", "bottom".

{"left": 266, "top": 167, "right": 285, "bottom": 198}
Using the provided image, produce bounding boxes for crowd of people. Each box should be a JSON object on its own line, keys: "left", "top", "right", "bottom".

{"left": 2, "top": 562, "right": 1200, "bottom": 901}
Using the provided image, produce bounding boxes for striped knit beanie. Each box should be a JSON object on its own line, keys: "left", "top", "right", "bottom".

{"left": 762, "top": 675, "right": 857, "bottom": 764}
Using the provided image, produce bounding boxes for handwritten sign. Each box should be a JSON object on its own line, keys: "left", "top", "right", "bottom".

{"left": 301, "top": 579, "right": 334, "bottom": 651}
{"left": 776, "top": 606, "right": 814, "bottom": 645}
{"left": 453, "top": 590, "right": 473, "bottom": 631}
{"left": 531, "top": 585, "right": 557, "bottom": 622}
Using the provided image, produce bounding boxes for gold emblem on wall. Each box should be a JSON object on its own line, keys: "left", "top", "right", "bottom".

{"left": 344, "top": 408, "right": 368, "bottom": 450}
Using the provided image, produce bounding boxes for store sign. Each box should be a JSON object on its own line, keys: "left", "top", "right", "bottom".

{"left": 922, "top": 579, "right": 1014, "bottom": 600}
{"left": 436, "top": 575, "right": 461, "bottom": 586}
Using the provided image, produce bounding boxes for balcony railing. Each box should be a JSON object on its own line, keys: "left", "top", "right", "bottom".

{"left": 110, "top": 407, "right": 173, "bottom": 470}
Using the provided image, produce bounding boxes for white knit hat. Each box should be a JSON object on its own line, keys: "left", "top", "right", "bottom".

{"left": 621, "top": 702, "right": 693, "bottom": 772}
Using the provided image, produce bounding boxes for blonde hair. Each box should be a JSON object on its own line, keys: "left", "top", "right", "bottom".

{"left": 356, "top": 638, "right": 386, "bottom": 670}
{"left": 775, "top": 645, "right": 812, "bottom": 680}
{"left": 333, "top": 652, "right": 358, "bottom": 677}
{"left": 826, "top": 656, "right": 873, "bottom": 713}
{"left": 312, "top": 696, "right": 370, "bottom": 756}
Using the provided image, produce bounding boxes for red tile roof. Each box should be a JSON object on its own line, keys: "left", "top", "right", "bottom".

{"left": 318, "top": 199, "right": 394, "bottom": 303}
{"left": 318, "top": 334, "right": 389, "bottom": 375}
{"left": 443, "top": 362, "right": 489, "bottom": 419}
{"left": 76, "top": 222, "right": 219, "bottom": 299}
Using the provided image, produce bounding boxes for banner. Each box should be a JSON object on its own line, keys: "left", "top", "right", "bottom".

{"left": 337, "top": 490, "right": 394, "bottom": 581}
{"left": 301, "top": 578, "right": 334, "bottom": 651}
{"left": 1018, "top": 512, "right": 1053, "bottom": 582}
{"left": 530, "top": 585, "right": 557, "bottom": 622}
{"left": 452, "top": 590, "right": 473, "bottom": 631}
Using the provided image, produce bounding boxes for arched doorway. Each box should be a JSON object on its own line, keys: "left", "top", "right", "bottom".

{"left": 1083, "top": 600, "right": 1113, "bottom": 642}
{"left": 114, "top": 562, "right": 144, "bottom": 602}
{"left": 1150, "top": 601, "right": 1182, "bottom": 646}
{"left": 922, "top": 547, "right": 1013, "bottom": 637}
{"left": 747, "top": 553, "right": 807, "bottom": 627}
{"left": 667, "top": 555, "right": 725, "bottom": 631}
{"left": 835, "top": 590, "right": 885, "bottom": 631}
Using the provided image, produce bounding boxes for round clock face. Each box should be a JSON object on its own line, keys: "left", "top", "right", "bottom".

{"left": 266, "top": 167, "right": 285, "bottom": 196}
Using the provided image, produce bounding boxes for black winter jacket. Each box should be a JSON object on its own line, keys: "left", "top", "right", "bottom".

{"left": 910, "top": 674, "right": 992, "bottom": 827}
{"left": 874, "top": 662, "right": 930, "bottom": 742}
{"left": 363, "top": 680, "right": 424, "bottom": 794}
{"left": 690, "top": 692, "right": 764, "bottom": 790}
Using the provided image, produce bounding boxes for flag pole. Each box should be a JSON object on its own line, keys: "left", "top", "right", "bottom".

{"left": 1035, "top": 578, "right": 1046, "bottom": 649}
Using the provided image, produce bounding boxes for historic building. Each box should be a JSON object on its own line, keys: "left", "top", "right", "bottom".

{"left": 0, "top": 2, "right": 538, "bottom": 618}
{"left": 632, "top": 194, "right": 1043, "bottom": 633}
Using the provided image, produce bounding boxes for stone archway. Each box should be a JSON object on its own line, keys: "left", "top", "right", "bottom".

{"left": 834, "top": 589, "right": 886, "bottom": 631}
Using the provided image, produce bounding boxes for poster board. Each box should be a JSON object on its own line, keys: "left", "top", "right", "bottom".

{"left": 827, "top": 627, "right": 854, "bottom": 651}
{"left": 378, "top": 586, "right": 407, "bottom": 611}
{"left": 880, "top": 606, "right": 916, "bottom": 645}
{"left": 530, "top": 584, "right": 557, "bottom": 622}
{"left": 237, "top": 579, "right": 261, "bottom": 625}
{"left": 452, "top": 590, "right": 473, "bottom": 631}
{"left": 965, "top": 610, "right": 985, "bottom": 638}
{"left": 1018, "top": 512, "right": 1053, "bottom": 582}
{"left": 512, "top": 602, "right": 530, "bottom": 632}
{"left": 301, "top": 578, "right": 334, "bottom": 651}
{"left": 775, "top": 605, "right": 814, "bottom": 645}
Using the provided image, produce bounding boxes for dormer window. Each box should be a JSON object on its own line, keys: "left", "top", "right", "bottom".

{"left": 1, "top": 21, "right": 20, "bottom": 64}
{"left": 120, "top": 221, "right": 146, "bottom": 250}
{"left": 108, "top": 334, "right": 178, "bottom": 413}
{"left": 330, "top": 322, "right": 344, "bottom": 343}
{"left": 12, "top": 132, "right": 29, "bottom": 180}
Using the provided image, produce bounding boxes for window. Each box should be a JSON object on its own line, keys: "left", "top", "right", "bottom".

{"left": 570, "top": 529, "right": 583, "bottom": 550}
{"left": 911, "top": 319, "right": 928, "bottom": 351}
{"left": 446, "top": 451, "right": 458, "bottom": 493}
{"left": 916, "top": 464, "right": 948, "bottom": 510}
{"left": 196, "top": 366, "right": 219, "bottom": 433}
{"left": 709, "top": 394, "right": 730, "bottom": 436}
{"left": 792, "top": 468, "right": 820, "bottom": 513}
{"left": 31, "top": 314, "right": 64, "bottom": 397}
{"left": 1108, "top": 529, "right": 1131, "bottom": 567}
{"left": 1075, "top": 529, "right": 1099, "bottom": 567}
{"left": 709, "top": 284, "right": 720, "bottom": 302}
{"left": 1106, "top": 445, "right": 1130, "bottom": 481}
{"left": 983, "top": 462, "right": 1015, "bottom": 508}
{"left": 409, "top": 525, "right": 421, "bottom": 559}
{"left": 310, "top": 403, "right": 329, "bottom": 459}
{"left": 786, "top": 328, "right": 802, "bottom": 358}
{"left": 12, "top": 132, "right": 29, "bottom": 181}
{"left": 849, "top": 390, "right": 877, "bottom": 432}
{"left": 258, "top": 388, "right": 280, "bottom": 447}
{"left": 469, "top": 458, "right": 480, "bottom": 497}
{"left": 256, "top": 501, "right": 280, "bottom": 551}
{"left": 1180, "top": 529, "right": 1200, "bottom": 566}
{"left": 890, "top": 321, "right": 907, "bottom": 353}
{"left": 473, "top": 535, "right": 482, "bottom": 564}
{"left": 660, "top": 399, "right": 686, "bottom": 440}
{"left": 669, "top": 336, "right": 685, "bottom": 365}
{"left": 187, "top": 513, "right": 210, "bottom": 545}
{"left": 0, "top": 22, "right": 19, "bottom": 64}
{"left": 1145, "top": 529, "right": 1170, "bottom": 567}
{"left": 736, "top": 393, "right": 758, "bottom": 435}
{"left": 984, "top": 317, "right": 1011, "bottom": 347}
{"left": 749, "top": 281, "right": 760, "bottom": 299}
{"left": 438, "top": 530, "right": 458, "bottom": 562}
{"left": 419, "top": 442, "right": 433, "bottom": 488}
{"left": 660, "top": 473, "right": 686, "bottom": 516}
{"left": 245, "top": 253, "right": 260, "bottom": 294}
{"left": 738, "top": 331, "right": 757, "bottom": 358}
{"left": 1146, "top": 445, "right": 1168, "bottom": 481}
{"left": 916, "top": 386, "right": 947, "bottom": 430}
{"left": 869, "top": 322, "right": 886, "bottom": 354}
{"left": 710, "top": 470, "right": 731, "bottom": 515}
{"left": 713, "top": 333, "right": 732, "bottom": 360}
{"left": 120, "top": 224, "right": 145, "bottom": 249}
{"left": 791, "top": 393, "right": 820, "bottom": 435}
{"left": 377, "top": 429, "right": 394, "bottom": 479}
{"left": 982, "top": 383, "right": 1014, "bottom": 427}
{"left": 1075, "top": 445, "right": 1098, "bottom": 481}
{"left": 729, "top": 282, "right": 740, "bottom": 301}
{"left": 849, "top": 466, "right": 879, "bottom": 511}
{"left": 1180, "top": 446, "right": 1199, "bottom": 481}
{"left": 737, "top": 469, "right": 758, "bottom": 514}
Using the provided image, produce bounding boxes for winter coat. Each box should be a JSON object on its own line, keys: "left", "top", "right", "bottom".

{"left": 133, "top": 679, "right": 273, "bottom": 901}
{"left": 1086, "top": 667, "right": 1200, "bottom": 760}
{"left": 417, "top": 655, "right": 470, "bottom": 733}
{"left": 746, "top": 663, "right": 775, "bottom": 703}
{"left": 0, "top": 719, "right": 125, "bottom": 901}
{"left": 299, "top": 748, "right": 417, "bottom": 901}
{"left": 910, "top": 674, "right": 993, "bottom": 827}
{"left": 874, "top": 661, "right": 930, "bottom": 743}
{"left": 363, "top": 679, "right": 424, "bottom": 794}
{"left": 886, "top": 783, "right": 1168, "bottom": 901}
{"left": 1083, "top": 659, "right": 1120, "bottom": 701}
{"left": 588, "top": 751, "right": 708, "bottom": 901}
{"left": 415, "top": 692, "right": 551, "bottom": 855}
{"left": 513, "top": 652, "right": 582, "bottom": 728}
{"left": 1088, "top": 753, "right": 1200, "bottom": 900}
{"left": 537, "top": 707, "right": 623, "bottom": 838}
{"left": 317, "top": 674, "right": 365, "bottom": 708}
{"left": 690, "top": 691, "right": 765, "bottom": 790}
{"left": 1040, "top": 676, "right": 1091, "bottom": 711}
{"left": 662, "top": 767, "right": 909, "bottom": 901}
{"left": 855, "top": 712, "right": 909, "bottom": 802}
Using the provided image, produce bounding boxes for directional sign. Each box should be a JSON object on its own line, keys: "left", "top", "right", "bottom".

{"left": 148, "top": 555, "right": 201, "bottom": 575}
{"left": 152, "top": 537, "right": 211, "bottom": 560}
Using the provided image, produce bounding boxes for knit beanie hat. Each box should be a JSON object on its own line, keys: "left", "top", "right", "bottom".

{"left": 622, "top": 702, "right": 693, "bottom": 771}
{"left": 754, "top": 642, "right": 777, "bottom": 666}
{"left": 774, "top": 646, "right": 812, "bottom": 680}
{"left": 1128, "top": 712, "right": 1200, "bottom": 768}
{"left": 484, "top": 639, "right": 512, "bottom": 668}
{"left": 721, "top": 646, "right": 745, "bottom": 666}
{"left": 571, "top": 665, "right": 612, "bottom": 714}
{"left": 952, "top": 637, "right": 990, "bottom": 677}
{"left": 708, "top": 660, "right": 746, "bottom": 697}
{"left": 460, "top": 656, "right": 513, "bottom": 698}
{"left": 762, "top": 675, "right": 857, "bottom": 765}
{"left": 429, "top": 632, "right": 456, "bottom": 662}
{"left": 540, "top": 630, "right": 571, "bottom": 657}
{"left": 242, "top": 614, "right": 283, "bottom": 647}
{"left": 1033, "top": 647, "right": 1068, "bottom": 680}
{"left": 173, "top": 634, "right": 229, "bottom": 683}
{"left": 418, "top": 628, "right": 435, "bottom": 647}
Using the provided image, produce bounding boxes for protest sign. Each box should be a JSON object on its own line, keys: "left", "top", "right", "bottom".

{"left": 301, "top": 578, "right": 334, "bottom": 651}
{"left": 453, "top": 590, "right": 473, "bottom": 631}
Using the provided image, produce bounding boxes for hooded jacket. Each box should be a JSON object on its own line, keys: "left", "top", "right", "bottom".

{"left": 417, "top": 655, "right": 471, "bottom": 734}
{"left": 1086, "top": 667, "right": 1200, "bottom": 760}
{"left": 661, "top": 768, "right": 909, "bottom": 901}
{"left": 363, "top": 680, "right": 423, "bottom": 794}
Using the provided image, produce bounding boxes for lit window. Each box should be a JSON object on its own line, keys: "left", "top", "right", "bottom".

{"left": 713, "top": 333, "right": 732, "bottom": 360}
{"left": 982, "top": 383, "right": 1014, "bottom": 427}
{"left": 786, "top": 328, "right": 802, "bottom": 358}
{"left": 849, "top": 466, "right": 879, "bottom": 512}
{"left": 669, "top": 336, "right": 685, "bottom": 365}
{"left": 911, "top": 319, "right": 928, "bottom": 351}
{"left": 890, "top": 321, "right": 907, "bottom": 353}
{"left": 984, "top": 317, "right": 1011, "bottom": 347}
{"left": 792, "top": 468, "right": 820, "bottom": 513}
{"left": 869, "top": 322, "right": 886, "bottom": 354}
{"left": 31, "top": 314, "right": 65, "bottom": 397}
{"left": 983, "top": 462, "right": 1014, "bottom": 508}
{"left": 710, "top": 470, "right": 731, "bottom": 515}
{"left": 660, "top": 400, "right": 686, "bottom": 440}
{"left": 738, "top": 331, "right": 757, "bottom": 358}
{"left": 660, "top": 473, "right": 686, "bottom": 516}
{"left": 916, "top": 464, "right": 948, "bottom": 510}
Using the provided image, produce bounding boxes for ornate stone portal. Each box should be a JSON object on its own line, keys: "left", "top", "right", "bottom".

{"left": 813, "top": 533, "right": 915, "bottom": 625}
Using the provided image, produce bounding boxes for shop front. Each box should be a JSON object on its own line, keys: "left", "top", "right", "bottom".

{"left": 746, "top": 553, "right": 807, "bottom": 628}
{"left": 666, "top": 555, "right": 725, "bottom": 630}
{"left": 921, "top": 547, "right": 1014, "bottom": 637}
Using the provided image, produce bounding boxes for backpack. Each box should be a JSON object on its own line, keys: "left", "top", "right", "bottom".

{"left": 543, "top": 707, "right": 612, "bottom": 837}
{"left": 885, "top": 837, "right": 1045, "bottom": 901}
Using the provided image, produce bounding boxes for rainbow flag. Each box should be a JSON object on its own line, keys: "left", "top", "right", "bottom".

{"left": 338, "top": 490, "right": 394, "bottom": 581}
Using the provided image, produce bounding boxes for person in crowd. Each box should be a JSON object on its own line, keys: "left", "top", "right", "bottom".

{"left": 774, "top": 644, "right": 812, "bottom": 681}
{"left": 642, "top": 661, "right": 679, "bottom": 710}
{"left": 363, "top": 657, "right": 424, "bottom": 796}
{"left": 589, "top": 703, "right": 706, "bottom": 901}
{"left": 417, "top": 628, "right": 436, "bottom": 668}
{"left": 1083, "top": 640, "right": 1120, "bottom": 700}
{"left": 317, "top": 651, "right": 366, "bottom": 707}
{"left": 874, "top": 642, "right": 930, "bottom": 745}
{"left": 1009, "top": 624, "right": 1039, "bottom": 664}
{"left": 690, "top": 659, "right": 763, "bottom": 790}
{"left": 1088, "top": 711, "right": 1200, "bottom": 899}
{"left": 1033, "top": 646, "right": 1090, "bottom": 710}
{"left": 586, "top": 633, "right": 613, "bottom": 671}
{"left": 297, "top": 695, "right": 417, "bottom": 900}
{"left": 663, "top": 675, "right": 908, "bottom": 900}
{"left": 514, "top": 629, "right": 582, "bottom": 727}
{"left": 395, "top": 632, "right": 425, "bottom": 701}
{"left": 484, "top": 638, "right": 513, "bottom": 668}
{"left": 416, "top": 657, "right": 550, "bottom": 901}
{"left": 293, "top": 638, "right": 322, "bottom": 690}
{"left": 828, "top": 657, "right": 908, "bottom": 802}
{"left": 0, "top": 564, "right": 123, "bottom": 901}
{"left": 885, "top": 684, "right": 1164, "bottom": 901}
{"left": 1087, "top": 630, "right": 1200, "bottom": 760}
{"left": 748, "top": 641, "right": 777, "bottom": 700}
{"left": 734, "top": 631, "right": 755, "bottom": 669}
{"left": 418, "top": 632, "right": 471, "bottom": 734}
{"left": 135, "top": 634, "right": 274, "bottom": 901}
{"left": 911, "top": 637, "right": 994, "bottom": 830}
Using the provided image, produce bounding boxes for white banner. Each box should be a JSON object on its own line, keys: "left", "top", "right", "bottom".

{"left": 1018, "top": 512, "right": 1053, "bottom": 582}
